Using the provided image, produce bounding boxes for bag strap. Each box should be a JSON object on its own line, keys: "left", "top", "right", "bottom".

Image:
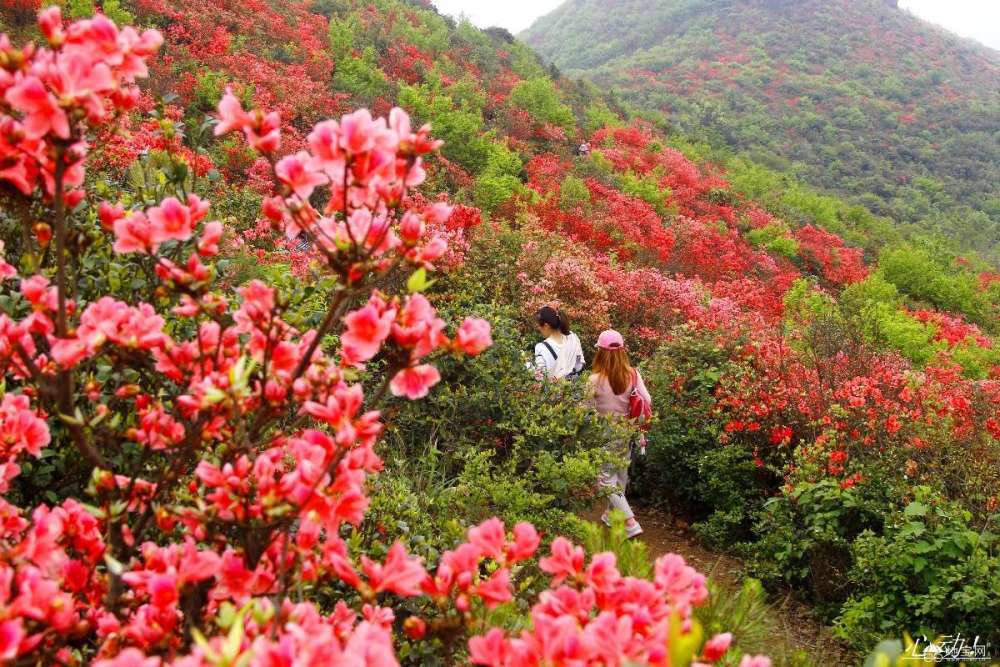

{"left": 541, "top": 340, "right": 557, "bottom": 363}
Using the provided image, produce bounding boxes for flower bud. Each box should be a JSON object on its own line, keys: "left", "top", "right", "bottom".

{"left": 33, "top": 222, "right": 52, "bottom": 247}
{"left": 403, "top": 616, "right": 426, "bottom": 641}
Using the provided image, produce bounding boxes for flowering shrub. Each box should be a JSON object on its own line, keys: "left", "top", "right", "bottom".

{"left": 0, "top": 10, "right": 765, "bottom": 666}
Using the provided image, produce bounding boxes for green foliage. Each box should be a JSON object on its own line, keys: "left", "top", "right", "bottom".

{"left": 509, "top": 78, "right": 575, "bottom": 130}
{"left": 473, "top": 140, "right": 527, "bottom": 212}
{"left": 697, "top": 578, "right": 816, "bottom": 667}
{"left": 334, "top": 47, "right": 391, "bottom": 105}
{"left": 558, "top": 174, "right": 590, "bottom": 212}
{"left": 375, "top": 302, "right": 618, "bottom": 554}
{"left": 59, "top": 0, "right": 134, "bottom": 23}
{"left": 619, "top": 169, "right": 669, "bottom": 217}
{"left": 877, "top": 243, "right": 994, "bottom": 328}
{"left": 399, "top": 80, "right": 492, "bottom": 174}
{"left": 189, "top": 70, "right": 230, "bottom": 114}
{"left": 857, "top": 301, "right": 940, "bottom": 367}
{"left": 583, "top": 102, "right": 621, "bottom": 135}
{"left": 581, "top": 512, "right": 653, "bottom": 578}
{"left": 746, "top": 223, "right": 799, "bottom": 260}
{"left": 836, "top": 489, "right": 1000, "bottom": 649}
{"left": 752, "top": 478, "right": 891, "bottom": 603}
{"left": 328, "top": 14, "right": 357, "bottom": 59}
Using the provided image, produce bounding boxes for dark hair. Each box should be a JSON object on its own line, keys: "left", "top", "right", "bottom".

{"left": 536, "top": 306, "right": 570, "bottom": 335}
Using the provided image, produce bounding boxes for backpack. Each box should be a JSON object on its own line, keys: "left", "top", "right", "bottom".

{"left": 627, "top": 368, "right": 652, "bottom": 427}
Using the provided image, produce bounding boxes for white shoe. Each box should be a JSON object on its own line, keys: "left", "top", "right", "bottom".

{"left": 625, "top": 519, "right": 643, "bottom": 539}
{"left": 600, "top": 511, "right": 611, "bottom": 527}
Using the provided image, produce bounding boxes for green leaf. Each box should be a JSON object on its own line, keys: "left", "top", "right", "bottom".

{"left": 904, "top": 501, "right": 928, "bottom": 518}
{"left": 407, "top": 268, "right": 436, "bottom": 293}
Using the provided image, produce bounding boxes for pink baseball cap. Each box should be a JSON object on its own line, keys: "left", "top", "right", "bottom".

{"left": 596, "top": 329, "right": 625, "bottom": 350}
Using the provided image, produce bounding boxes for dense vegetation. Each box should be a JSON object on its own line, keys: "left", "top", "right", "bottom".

{"left": 0, "top": 0, "right": 997, "bottom": 664}
{"left": 522, "top": 0, "right": 1000, "bottom": 263}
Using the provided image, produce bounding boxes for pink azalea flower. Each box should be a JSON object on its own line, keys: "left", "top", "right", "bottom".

{"left": 49, "top": 337, "right": 89, "bottom": 368}
{"left": 538, "top": 537, "right": 585, "bottom": 585}
{"left": 113, "top": 211, "right": 155, "bottom": 254}
{"left": 276, "top": 151, "right": 326, "bottom": 200}
{"left": 307, "top": 118, "right": 345, "bottom": 178}
{"left": 341, "top": 297, "right": 396, "bottom": 365}
{"left": 339, "top": 108, "right": 394, "bottom": 155}
{"left": 214, "top": 88, "right": 252, "bottom": 136}
{"left": 389, "top": 364, "right": 440, "bottom": 400}
{"left": 472, "top": 568, "right": 512, "bottom": 609}
{"left": 392, "top": 294, "right": 446, "bottom": 357}
{"left": 147, "top": 195, "right": 208, "bottom": 245}
{"left": 93, "top": 648, "right": 161, "bottom": 667}
{"left": 97, "top": 201, "right": 126, "bottom": 230}
{"left": 469, "top": 628, "right": 510, "bottom": 666}
{"left": 455, "top": 317, "right": 493, "bottom": 355}
{"left": 197, "top": 220, "right": 223, "bottom": 257}
{"left": 37, "top": 6, "right": 64, "bottom": 44}
{"left": 0, "top": 152, "right": 33, "bottom": 196}
{"left": 398, "top": 211, "right": 424, "bottom": 245}
{"left": 585, "top": 553, "right": 621, "bottom": 593}
{"left": 361, "top": 542, "right": 427, "bottom": 597}
{"left": 739, "top": 656, "right": 772, "bottom": 667}
{"left": 0, "top": 393, "right": 50, "bottom": 459}
{"left": 703, "top": 633, "right": 733, "bottom": 661}
{"left": 20, "top": 274, "right": 57, "bottom": 310}
{"left": 0, "top": 618, "right": 24, "bottom": 661}
{"left": 468, "top": 517, "right": 506, "bottom": 561}
{"left": 4, "top": 76, "right": 70, "bottom": 139}
{"left": 505, "top": 523, "right": 540, "bottom": 564}
{"left": 250, "top": 110, "right": 282, "bottom": 153}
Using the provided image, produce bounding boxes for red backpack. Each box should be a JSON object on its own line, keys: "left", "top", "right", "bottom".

{"left": 628, "top": 368, "right": 652, "bottom": 427}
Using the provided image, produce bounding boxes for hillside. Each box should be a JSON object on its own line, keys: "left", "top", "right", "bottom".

{"left": 522, "top": 0, "right": 1000, "bottom": 262}
{"left": 0, "top": 0, "right": 999, "bottom": 663}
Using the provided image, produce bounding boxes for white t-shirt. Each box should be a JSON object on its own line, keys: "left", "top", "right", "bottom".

{"left": 532, "top": 332, "right": 584, "bottom": 379}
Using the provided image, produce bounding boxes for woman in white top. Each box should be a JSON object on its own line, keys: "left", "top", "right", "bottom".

{"left": 531, "top": 306, "right": 584, "bottom": 380}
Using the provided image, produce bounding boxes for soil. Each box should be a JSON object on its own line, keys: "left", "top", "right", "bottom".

{"left": 583, "top": 505, "right": 858, "bottom": 665}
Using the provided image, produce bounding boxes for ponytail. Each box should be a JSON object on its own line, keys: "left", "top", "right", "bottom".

{"left": 536, "top": 306, "right": 570, "bottom": 335}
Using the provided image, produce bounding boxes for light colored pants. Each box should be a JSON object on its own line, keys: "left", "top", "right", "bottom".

{"left": 599, "top": 438, "right": 634, "bottom": 519}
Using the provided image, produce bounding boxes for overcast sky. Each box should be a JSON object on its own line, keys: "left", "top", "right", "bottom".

{"left": 430, "top": 0, "right": 1000, "bottom": 51}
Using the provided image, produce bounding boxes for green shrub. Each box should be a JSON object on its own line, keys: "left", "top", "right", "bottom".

{"left": 620, "top": 169, "right": 670, "bottom": 217}
{"left": 751, "top": 478, "right": 892, "bottom": 606}
{"left": 559, "top": 174, "right": 590, "bottom": 212}
{"left": 473, "top": 140, "right": 527, "bottom": 211}
{"left": 509, "top": 77, "right": 575, "bottom": 130}
{"left": 877, "top": 244, "right": 992, "bottom": 328}
{"left": 746, "top": 223, "right": 800, "bottom": 259}
{"left": 836, "top": 489, "right": 1000, "bottom": 650}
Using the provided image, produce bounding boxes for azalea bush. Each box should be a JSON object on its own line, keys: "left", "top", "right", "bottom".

{"left": 0, "top": 9, "right": 768, "bottom": 666}
{"left": 630, "top": 326, "right": 781, "bottom": 548}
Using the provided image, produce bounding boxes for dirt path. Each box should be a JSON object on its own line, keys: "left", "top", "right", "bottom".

{"left": 584, "top": 506, "right": 857, "bottom": 665}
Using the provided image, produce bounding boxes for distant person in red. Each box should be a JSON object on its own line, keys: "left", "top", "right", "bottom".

{"left": 586, "top": 329, "right": 651, "bottom": 538}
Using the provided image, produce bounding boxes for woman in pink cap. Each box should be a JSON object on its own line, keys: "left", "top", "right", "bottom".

{"left": 587, "top": 329, "right": 651, "bottom": 538}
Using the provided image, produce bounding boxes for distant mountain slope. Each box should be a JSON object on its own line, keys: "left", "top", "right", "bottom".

{"left": 522, "top": 0, "right": 1000, "bottom": 261}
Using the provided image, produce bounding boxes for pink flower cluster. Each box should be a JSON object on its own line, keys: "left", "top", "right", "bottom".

{"left": 0, "top": 7, "right": 162, "bottom": 201}
{"left": 342, "top": 292, "right": 492, "bottom": 399}
{"left": 468, "top": 535, "right": 748, "bottom": 667}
